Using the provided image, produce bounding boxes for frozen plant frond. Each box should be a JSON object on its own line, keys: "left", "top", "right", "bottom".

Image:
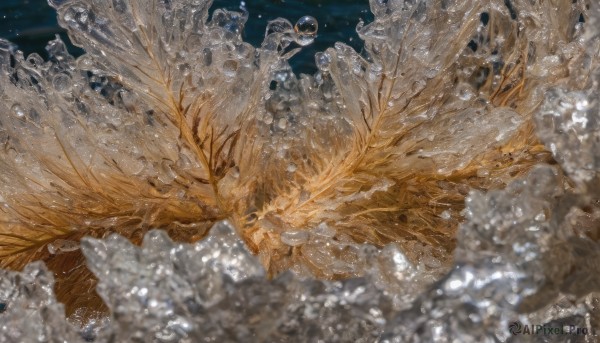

{"left": 241, "top": 0, "right": 586, "bottom": 275}
{"left": 0, "top": 0, "right": 597, "bottom": 332}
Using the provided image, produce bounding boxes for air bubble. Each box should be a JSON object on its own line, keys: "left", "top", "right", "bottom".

{"left": 294, "top": 16, "right": 318, "bottom": 46}
{"left": 52, "top": 73, "right": 72, "bottom": 93}
{"left": 11, "top": 104, "right": 25, "bottom": 118}
{"left": 76, "top": 55, "right": 94, "bottom": 69}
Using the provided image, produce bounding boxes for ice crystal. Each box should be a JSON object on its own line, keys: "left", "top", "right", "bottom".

{"left": 1, "top": 0, "right": 600, "bottom": 341}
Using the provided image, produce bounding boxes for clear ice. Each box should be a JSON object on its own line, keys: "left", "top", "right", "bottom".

{"left": 1, "top": 0, "right": 600, "bottom": 342}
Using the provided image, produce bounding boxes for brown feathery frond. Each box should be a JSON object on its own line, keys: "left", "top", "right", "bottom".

{"left": 239, "top": 0, "right": 586, "bottom": 275}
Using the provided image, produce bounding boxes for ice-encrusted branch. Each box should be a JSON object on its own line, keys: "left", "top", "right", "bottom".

{"left": 247, "top": 0, "right": 588, "bottom": 276}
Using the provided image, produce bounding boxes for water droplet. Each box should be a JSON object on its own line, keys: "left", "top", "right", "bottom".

{"left": 24, "top": 55, "right": 43, "bottom": 70}
{"left": 77, "top": 55, "right": 93, "bottom": 69}
{"left": 412, "top": 80, "right": 426, "bottom": 93}
{"left": 315, "top": 52, "right": 331, "bottom": 72}
{"left": 274, "top": 70, "right": 289, "bottom": 82}
{"left": 558, "top": 99, "right": 573, "bottom": 110}
{"left": 534, "top": 212, "right": 546, "bottom": 221}
{"left": 575, "top": 99, "right": 590, "bottom": 111}
{"left": 572, "top": 110, "right": 589, "bottom": 127}
{"left": 299, "top": 190, "right": 310, "bottom": 202}
{"left": 314, "top": 222, "right": 335, "bottom": 237}
{"left": 281, "top": 230, "right": 309, "bottom": 246}
{"left": 370, "top": 0, "right": 390, "bottom": 16}
{"left": 425, "top": 67, "right": 438, "bottom": 78}
{"left": 263, "top": 114, "right": 273, "bottom": 125}
{"left": 294, "top": 16, "right": 318, "bottom": 46}
{"left": 230, "top": 166, "right": 240, "bottom": 179}
{"left": 278, "top": 118, "right": 288, "bottom": 129}
{"left": 456, "top": 83, "right": 475, "bottom": 101}
{"left": 352, "top": 61, "right": 363, "bottom": 75}
{"left": 367, "top": 63, "right": 383, "bottom": 81}
{"left": 477, "top": 168, "right": 490, "bottom": 177}
{"left": 212, "top": 9, "right": 247, "bottom": 35}
{"left": 52, "top": 73, "right": 72, "bottom": 93}
{"left": 11, "top": 104, "right": 25, "bottom": 118}
{"left": 287, "top": 162, "right": 297, "bottom": 172}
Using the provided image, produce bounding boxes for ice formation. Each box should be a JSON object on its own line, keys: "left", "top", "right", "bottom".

{"left": 1, "top": 0, "right": 600, "bottom": 341}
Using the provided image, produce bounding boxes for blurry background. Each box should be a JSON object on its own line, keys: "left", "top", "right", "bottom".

{"left": 0, "top": 0, "right": 372, "bottom": 74}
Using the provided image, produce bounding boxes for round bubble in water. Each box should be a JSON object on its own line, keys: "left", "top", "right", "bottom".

{"left": 295, "top": 16, "right": 318, "bottom": 35}
{"left": 294, "top": 16, "right": 318, "bottom": 46}
{"left": 52, "top": 73, "right": 72, "bottom": 93}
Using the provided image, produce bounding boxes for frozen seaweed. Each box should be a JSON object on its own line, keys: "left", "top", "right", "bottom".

{"left": 0, "top": 0, "right": 599, "bottom": 342}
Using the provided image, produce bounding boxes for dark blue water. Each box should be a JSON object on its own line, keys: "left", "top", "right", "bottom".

{"left": 0, "top": 0, "right": 371, "bottom": 74}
